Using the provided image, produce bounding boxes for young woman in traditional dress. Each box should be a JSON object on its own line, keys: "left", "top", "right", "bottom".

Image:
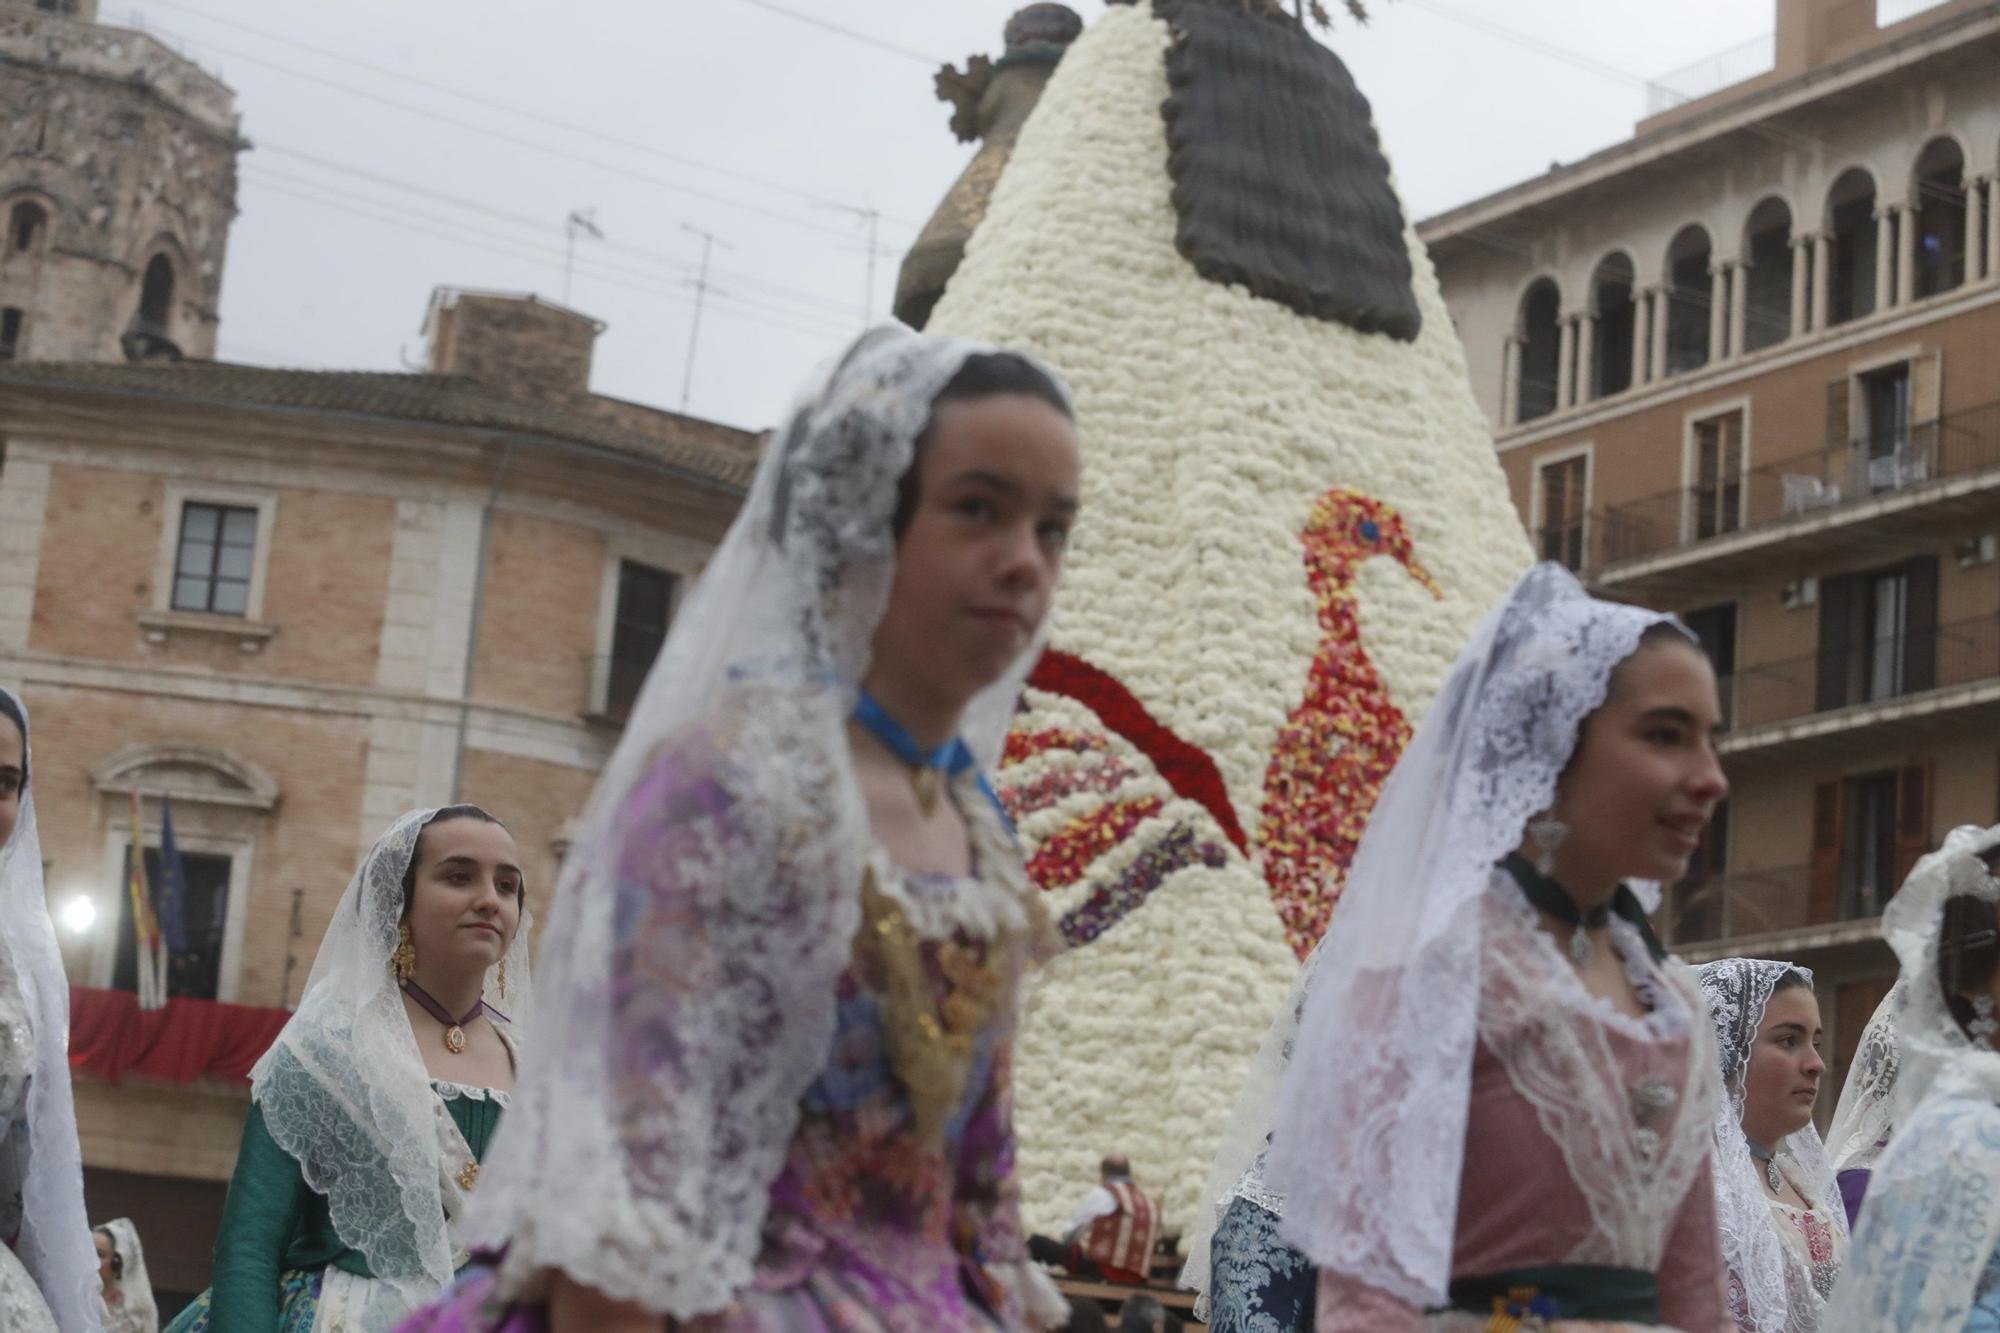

{"left": 1695, "top": 960, "right": 1845, "bottom": 1332}
{"left": 396, "top": 325, "right": 1082, "bottom": 1333}
{"left": 1820, "top": 985, "right": 1900, "bottom": 1228}
{"left": 1268, "top": 563, "right": 1735, "bottom": 1332}
{"left": 165, "top": 805, "right": 530, "bottom": 1332}
{"left": 1823, "top": 824, "right": 2000, "bottom": 1331}
{"left": 96, "top": 1220, "right": 159, "bottom": 1333}
{"left": 0, "top": 688, "right": 104, "bottom": 1332}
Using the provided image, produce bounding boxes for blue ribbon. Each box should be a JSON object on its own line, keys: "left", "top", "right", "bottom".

{"left": 852, "top": 690, "right": 1010, "bottom": 829}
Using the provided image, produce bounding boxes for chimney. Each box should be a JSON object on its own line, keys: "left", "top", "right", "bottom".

{"left": 893, "top": 4, "right": 1084, "bottom": 329}
{"left": 422, "top": 288, "right": 605, "bottom": 399}
{"left": 1774, "top": 0, "right": 1883, "bottom": 78}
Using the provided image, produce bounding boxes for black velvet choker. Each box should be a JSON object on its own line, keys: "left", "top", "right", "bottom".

{"left": 1498, "top": 853, "right": 1668, "bottom": 966}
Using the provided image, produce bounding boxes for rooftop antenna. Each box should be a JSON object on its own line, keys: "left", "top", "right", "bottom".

{"left": 679, "top": 223, "right": 734, "bottom": 413}
{"left": 823, "top": 202, "right": 893, "bottom": 326}
{"left": 564, "top": 208, "right": 604, "bottom": 305}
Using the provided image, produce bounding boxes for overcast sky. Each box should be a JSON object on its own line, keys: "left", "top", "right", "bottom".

{"left": 107, "top": 0, "right": 1853, "bottom": 432}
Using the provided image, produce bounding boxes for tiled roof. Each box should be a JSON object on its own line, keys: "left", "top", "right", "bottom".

{"left": 0, "top": 360, "right": 758, "bottom": 490}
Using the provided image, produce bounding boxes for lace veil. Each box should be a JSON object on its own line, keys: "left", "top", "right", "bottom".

{"left": 1823, "top": 824, "right": 2000, "bottom": 1332}
{"left": 98, "top": 1218, "right": 157, "bottom": 1332}
{"left": 1695, "top": 958, "right": 1844, "bottom": 1333}
{"left": 1177, "top": 941, "right": 1321, "bottom": 1314}
{"left": 458, "top": 325, "right": 1067, "bottom": 1318}
{"left": 0, "top": 688, "right": 104, "bottom": 1332}
{"left": 1267, "top": 563, "right": 1682, "bottom": 1307}
{"left": 1824, "top": 982, "right": 1900, "bottom": 1177}
{"left": 247, "top": 806, "right": 533, "bottom": 1323}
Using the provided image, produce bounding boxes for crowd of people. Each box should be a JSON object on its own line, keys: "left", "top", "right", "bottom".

{"left": 1, "top": 325, "right": 1999, "bottom": 1331}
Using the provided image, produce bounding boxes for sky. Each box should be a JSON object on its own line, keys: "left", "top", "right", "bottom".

{"left": 104, "top": 0, "right": 1826, "bottom": 433}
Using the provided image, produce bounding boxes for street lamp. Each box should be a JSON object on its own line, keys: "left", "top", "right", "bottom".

{"left": 58, "top": 895, "right": 96, "bottom": 935}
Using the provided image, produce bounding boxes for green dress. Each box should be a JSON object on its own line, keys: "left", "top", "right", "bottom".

{"left": 166, "top": 1081, "right": 506, "bottom": 1333}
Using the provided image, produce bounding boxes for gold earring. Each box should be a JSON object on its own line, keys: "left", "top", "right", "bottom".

{"left": 390, "top": 923, "right": 416, "bottom": 982}
{"left": 497, "top": 958, "right": 507, "bottom": 1001}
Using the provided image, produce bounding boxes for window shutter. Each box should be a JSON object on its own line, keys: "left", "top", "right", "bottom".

{"left": 1826, "top": 377, "right": 1851, "bottom": 450}
{"left": 1911, "top": 350, "right": 1944, "bottom": 464}
{"left": 1892, "top": 762, "right": 1931, "bottom": 887}
{"left": 1816, "top": 573, "right": 1856, "bottom": 713}
{"left": 1809, "top": 779, "right": 1843, "bottom": 924}
{"left": 1902, "top": 557, "right": 1939, "bottom": 693}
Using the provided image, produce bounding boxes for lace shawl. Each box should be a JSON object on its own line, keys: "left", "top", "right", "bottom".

{"left": 1696, "top": 958, "right": 1845, "bottom": 1333}
{"left": 1824, "top": 824, "right": 2000, "bottom": 1332}
{"left": 248, "top": 807, "right": 533, "bottom": 1328}
{"left": 1269, "top": 563, "right": 1687, "bottom": 1308}
{"left": 0, "top": 689, "right": 104, "bottom": 1332}
{"left": 1824, "top": 983, "right": 1900, "bottom": 1179}
{"left": 458, "top": 326, "right": 1069, "bottom": 1319}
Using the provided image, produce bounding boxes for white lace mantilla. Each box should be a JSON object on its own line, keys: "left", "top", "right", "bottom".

{"left": 1479, "top": 882, "right": 1717, "bottom": 1275}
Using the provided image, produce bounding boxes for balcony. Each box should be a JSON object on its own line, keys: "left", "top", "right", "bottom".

{"left": 1661, "top": 863, "right": 1889, "bottom": 959}
{"left": 1546, "top": 399, "right": 2000, "bottom": 600}
{"left": 1716, "top": 611, "right": 2000, "bottom": 763}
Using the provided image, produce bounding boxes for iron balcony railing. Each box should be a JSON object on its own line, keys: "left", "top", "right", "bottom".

{"left": 1664, "top": 861, "right": 1903, "bottom": 948}
{"left": 1539, "top": 399, "right": 2000, "bottom": 578}
{"left": 1717, "top": 611, "right": 2000, "bottom": 733}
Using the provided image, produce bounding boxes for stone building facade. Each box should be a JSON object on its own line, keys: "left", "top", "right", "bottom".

{"left": 0, "top": 0, "right": 243, "bottom": 362}
{"left": 0, "top": 287, "right": 756, "bottom": 1301}
{"left": 0, "top": 4, "right": 759, "bottom": 1304}
{"left": 1421, "top": 0, "right": 2000, "bottom": 1110}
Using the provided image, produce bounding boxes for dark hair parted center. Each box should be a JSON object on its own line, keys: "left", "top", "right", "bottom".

{"left": 891, "top": 352, "right": 1073, "bottom": 539}
{"left": 1940, "top": 892, "right": 2000, "bottom": 1040}
{"left": 398, "top": 805, "right": 508, "bottom": 913}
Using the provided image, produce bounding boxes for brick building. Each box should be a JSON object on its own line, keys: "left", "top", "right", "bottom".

{"left": 1421, "top": 0, "right": 2000, "bottom": 1109}
{"left": 0, "top": 1, "right": 758, "bottom": 1306}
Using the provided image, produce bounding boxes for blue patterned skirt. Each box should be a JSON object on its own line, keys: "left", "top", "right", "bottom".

{"left": 162, "top": 1267, "right": 324, "bottom": 1333}
{"left": 1207, "top": 1196, "right": 1316, "bottom": 1333}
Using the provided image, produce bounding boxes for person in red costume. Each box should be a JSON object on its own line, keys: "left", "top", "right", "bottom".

{"left": 1029, "top": 1155, "right": 1159, "bottom": 1286}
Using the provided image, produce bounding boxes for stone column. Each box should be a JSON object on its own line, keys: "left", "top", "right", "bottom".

{"left": 1575, "top": 313, "right": 1597, "bottom": 404}
{"left": 1729, "top": 261, "right": 1750, "bottom": 357}
{"left": 1814, "top": 233, "right": 1834, "bottom": 329}
{"left": 1650, "top": 286, "right": 1671, "bottom": 381}
{"left": 1630, "top": 291, "right": 1650, "bottom": 387}
{"left": 1499, "top": 335, "right": 1519, "bottom": 426}
{"left": 1875, "top": 206, "right": 1896, "bottom": 311}
{"left": 1789, "top": 236, "right": 1811, "bottom": 338}
{"left": 1969, "top": 177, "right": 1990, "bottom": 284}
{"left": 1901, "top": 199, "right": 1921, "bottom": 303}
{"left": 1556, "top": 316, "right": 1577, "bottom": 409}
{"left": 1708, "top": 263, "right": 1728, "bottom": 362}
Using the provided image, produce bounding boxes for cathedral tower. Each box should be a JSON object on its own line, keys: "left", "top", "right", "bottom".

{"left": 0, "top": 0, "right": 244, "bottom": 361}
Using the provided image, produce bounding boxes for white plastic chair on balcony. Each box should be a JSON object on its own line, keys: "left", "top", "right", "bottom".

{"left": 1781, "top": 474, "right": 1841, "bottom": 515}
{"left": 1866, "top": 447, "right": 1931, "bottom": 493}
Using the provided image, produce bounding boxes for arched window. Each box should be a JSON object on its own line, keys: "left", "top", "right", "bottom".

{"left": 1742, "top": 197, "right": 1794, "bottom": 352}
{"left": 7, "top": 202, "right": 47, "bottom": 256}
{"left": 1589, "top": 253, "right": 1636, "bottom": 399}
{"left": 1516, "top": 278, "right": 1561, "bottom": 424}
{"left": 137, "top": 254, "right": 175, "bottom": 334}
{"left": 1912, "top": 137, "right": 1967, "bottom": 299}
{"left": 1664, "top": 225, "right": 1713, "bottom": 375}
{"left": 1826, "top": 168, "right": 1878, "bottom": 325}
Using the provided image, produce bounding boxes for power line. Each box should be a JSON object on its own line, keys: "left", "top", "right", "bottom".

{"left": 127, "top": 0, "right": 924, "bottom": 230}
{"left": 114, "top": 13, "right": 907, "bottom": 247}
{"left": 730, "top": 0, "right": 947, "bottom": 68}
{"left": 247, "top": 148, "right": 875, "bottom": 322}
{"left": 239, "top": 170, "right": 860, "bottom": 344}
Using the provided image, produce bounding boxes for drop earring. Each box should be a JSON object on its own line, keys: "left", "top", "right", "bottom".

{"left": 1528, "top": 815, "right": 1569, "bottom": 877}
{"left": 497, "top": 958, "right": 507, "bottom": 1002}
{"left": 390, "top": 922, "right": 416, "bottom": 982}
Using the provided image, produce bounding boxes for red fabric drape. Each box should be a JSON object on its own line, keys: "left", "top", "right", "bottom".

{"left": 67, "top": 986, "right": 290, "bottom": 1085}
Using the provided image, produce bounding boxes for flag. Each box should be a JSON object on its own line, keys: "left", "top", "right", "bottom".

{"left": 155, "top": 796, "right": 189, "bottom": 955}
{"left": 126, "top": 790, "right": 162, "bottom": 1010}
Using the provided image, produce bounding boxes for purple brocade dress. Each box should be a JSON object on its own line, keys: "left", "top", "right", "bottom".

{"left": 397, "top": 750, "right": 1049, "bottom": 1333}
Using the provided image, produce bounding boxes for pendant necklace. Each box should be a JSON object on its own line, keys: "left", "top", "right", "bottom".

{"left": 1502, "top": 853, "right": 1611, "bottom": 966}
{"left": 401, "top": 979, "right": 491, "bottom": 1055}
{"left": 1746, "top": 1138, "right": 1786, "bottom": 1195}
{"left": 853, "top": 690, "right": 973, "bottom": 818}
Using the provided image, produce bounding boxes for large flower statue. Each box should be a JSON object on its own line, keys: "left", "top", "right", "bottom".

{"left": 920, "top": 0, "right": 1534, "bottom": 1237}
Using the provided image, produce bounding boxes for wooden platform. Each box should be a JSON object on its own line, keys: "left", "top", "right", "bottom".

{"left": 1053, "top": 1276, "right": 1205, "bottom": 1329}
